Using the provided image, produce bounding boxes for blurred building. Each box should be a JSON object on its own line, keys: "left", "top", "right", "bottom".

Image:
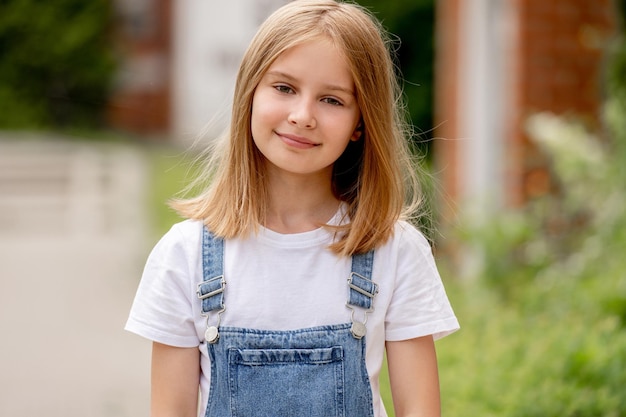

{"left": 107, "top": 0, "right": 288, "bottom": 142}
{"left": 108, "top": 0, "right": 171, "bottom": 135}
{"left": 435, "top": 0, "right": 616, "bottom": 222}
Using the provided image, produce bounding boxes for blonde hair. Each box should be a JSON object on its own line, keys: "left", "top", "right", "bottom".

{"left": 172, "top": 0, "right": 424, "bottom": 256}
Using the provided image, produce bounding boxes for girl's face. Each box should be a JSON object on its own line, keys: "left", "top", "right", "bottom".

{"left": 250, "top": 38, "right": 361, "bottom": 182}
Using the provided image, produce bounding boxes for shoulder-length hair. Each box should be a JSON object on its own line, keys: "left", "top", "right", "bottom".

{"left": 171, "top": 0, "right": 424, "bottom": 256}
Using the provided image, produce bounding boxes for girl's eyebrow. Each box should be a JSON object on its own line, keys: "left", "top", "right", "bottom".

{"left": 265, "top": 70, "right": 355, "bottom": 96}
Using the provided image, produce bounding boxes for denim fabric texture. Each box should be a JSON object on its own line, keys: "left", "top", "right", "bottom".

{"left": 200, "top": 228, "right": 376, "bottom": 417}
{"left": 198, "top": 229, "right": 225, "bottom": 312}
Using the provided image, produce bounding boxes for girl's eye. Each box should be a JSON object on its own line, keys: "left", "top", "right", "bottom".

{"left": 274, "top": 85, "right": 293, "bottom": 94}
{"left": 322, "top": 97, "right": 343, "bottom": 106}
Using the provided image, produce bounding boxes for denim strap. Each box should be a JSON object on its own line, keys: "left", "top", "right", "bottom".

{"left": 197, "top": 227, "right": 225, "bottom": 314}
{"left": 347, "top": 250, "right": 377, "bottom": 310}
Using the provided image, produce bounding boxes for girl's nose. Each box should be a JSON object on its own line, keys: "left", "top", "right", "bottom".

{"left": 287, "top": 99, "right": 316, "bottom": 129}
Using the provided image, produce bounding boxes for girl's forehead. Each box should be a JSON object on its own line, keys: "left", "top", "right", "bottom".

{"left": 273, "top": 36, "right": 344, "bottom": 64}
{"left": 263, "top": 40, "right": 355, "bottom": 90}
{"left": 269, "top": 39, "right": 349, "bottom": 70}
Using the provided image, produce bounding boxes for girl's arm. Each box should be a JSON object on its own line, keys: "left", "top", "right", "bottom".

{"left": 386, "top": 335, "right": 441, "bottom": 417}
{"left": 151, "top": 342, "right": 200, "bottom": 417}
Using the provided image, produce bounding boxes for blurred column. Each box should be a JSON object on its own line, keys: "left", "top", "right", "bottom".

{"left": 435, "top": 0, "right": 513, "bottom": 224}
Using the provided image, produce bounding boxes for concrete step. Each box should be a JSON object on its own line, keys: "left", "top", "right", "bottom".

{"left": 0, "top": 136, "right": 147, "bottom": 238}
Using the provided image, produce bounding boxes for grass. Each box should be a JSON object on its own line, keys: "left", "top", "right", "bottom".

{"left": 145, "top": 143, "right": 199, "bottom": 238}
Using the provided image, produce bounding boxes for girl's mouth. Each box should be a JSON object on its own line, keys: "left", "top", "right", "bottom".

{"left": 276, "top": 132, "right": 319, "bottom": 148}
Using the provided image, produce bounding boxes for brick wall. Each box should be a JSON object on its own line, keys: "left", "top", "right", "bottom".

{"left": 435, "top": 0, "right": 616, "bottom": 214}
{"left": 512, "top": 0, "right": 615, "bottom": 204}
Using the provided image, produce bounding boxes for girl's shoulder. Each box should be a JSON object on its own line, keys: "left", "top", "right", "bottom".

{"left": 171, "top": 218, "right": 205, "bottom": 235}
{"left": 151, "top": 219, "right": 205, "bottom": 256}
{"left": 373, "top": 220, "right": 438, "bottom": 272}
{"left": 164, "top": 218, "right": 205, "bottom": 238}
{"left": 390, "top": 220, "right": 432, "bottom": 252}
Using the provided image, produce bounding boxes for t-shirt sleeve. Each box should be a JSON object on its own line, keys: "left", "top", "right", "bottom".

{"left": 384, "top": 223, "right": 460, "bottom": 341}
{"left": 125, "top": 223, "right": 201, "bottom": 347}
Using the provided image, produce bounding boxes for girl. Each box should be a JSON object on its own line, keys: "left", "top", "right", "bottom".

{"left": 126, "top": 1, "right": 459, "bottom": 416}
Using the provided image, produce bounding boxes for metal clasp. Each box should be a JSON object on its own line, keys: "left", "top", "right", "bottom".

{"left": 347, "top": 272, "right": 378, "bottom": 300}
{"left": 346, "top": 272, "right": 378, "bottom": 339}
{"left": 202, "top": 307, "right": 225, "bottom": 344}
{"left": 196, "top": 275, "right": 226, "bottom": 300}
{"left": 345, "top": 306, "right": 368, "bottom": 339}
{"left": 197, "top": 275, "right": 226, "bottom": 344}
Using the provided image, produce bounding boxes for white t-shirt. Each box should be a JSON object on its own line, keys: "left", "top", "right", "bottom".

{"left": 126, "top": 214, "right": 459, "bottom": 417}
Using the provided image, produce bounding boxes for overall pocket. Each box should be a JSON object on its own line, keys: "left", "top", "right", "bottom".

{"left": 228, "top": 346, "right": 345, "bottom": 417}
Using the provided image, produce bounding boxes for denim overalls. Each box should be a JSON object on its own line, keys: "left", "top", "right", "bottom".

{"left": 197, "top": 228, "right": 378, "bottom": 417}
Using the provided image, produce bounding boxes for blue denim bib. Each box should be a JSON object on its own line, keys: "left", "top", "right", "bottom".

{"left": 197, "top": 228, "right": 378, "bottom": 417}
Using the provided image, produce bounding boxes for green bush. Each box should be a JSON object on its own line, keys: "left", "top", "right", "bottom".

{"left": 439, "top": 263, "right": 626, "bottom": 416}
{"left": 356, "top": 0, "right": 436, "bottom": 154}
{"left": 0, "top": 0, "right": 114, "bottom": 129}
{"left": 438, "top": 107, "right": 626, "bottom": 414}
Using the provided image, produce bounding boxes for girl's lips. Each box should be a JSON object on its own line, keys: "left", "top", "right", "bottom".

{"left": 276, "top": 132, "right": 318, "bottom": 149}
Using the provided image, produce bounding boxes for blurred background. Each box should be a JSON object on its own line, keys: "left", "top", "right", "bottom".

{"left": 1, "top": 0, "right": 625, "bottom": 416}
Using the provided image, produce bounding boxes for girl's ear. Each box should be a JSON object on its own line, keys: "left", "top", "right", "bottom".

{"left": 351, "top": 123, "right": 363, "bottom": 142}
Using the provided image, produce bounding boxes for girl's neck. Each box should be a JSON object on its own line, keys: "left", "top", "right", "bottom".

{"left": 264, "top": 171, "right": 339, "bottom": 234}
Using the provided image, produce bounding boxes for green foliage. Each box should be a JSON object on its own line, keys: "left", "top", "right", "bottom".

{"left": 0, "top": 0, "right": 115, "bottom": 129}
{"left": 606, "top": 0, "right": 626, "bottom": 184}
{"left": 439, "top": 170, "right": 626, "bottom": 415}
{"left": 438, "top": 277, "right": 626, "bottom": 416}
{"left": 356, "top": 0, "right": 436, "bottom": 153}
{"left": 437, "top": 21, "right": 626, "bottom": 414}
